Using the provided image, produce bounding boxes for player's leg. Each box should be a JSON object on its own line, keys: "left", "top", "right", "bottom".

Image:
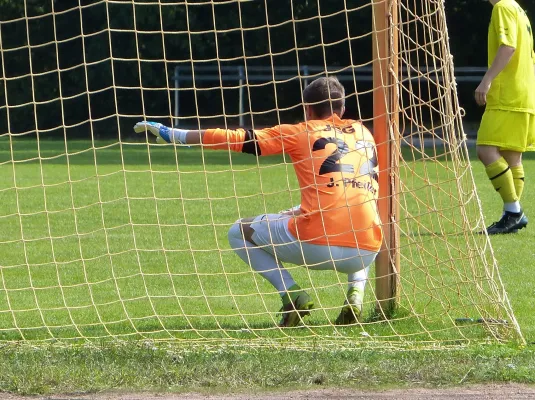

{"left": 227, "top": 215, "right": 312, "bottom": 327}
{"left": 501, "top": 150, "right": 529, "bottom": 231}
{"left": 228, "top": 216, "right": 298, "bottom": 295}
{"left": 476, "top": 144, "right": 519, "bottom": 214}
{"left": 335, "top": 265, "right": 371, "bottom": 325}
{"left": 476, "top": 110, "right": 526, "bottom": 234}
{"left": 502, "top": 151, "right": 525, "bottom": 200}
{"left": 230, "top": 213, "right": 379, "bottom": 326}
{"left": 281, "top": 242, "right": 378, "bottom": 325}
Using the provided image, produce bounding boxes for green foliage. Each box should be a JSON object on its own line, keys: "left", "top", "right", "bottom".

{"left": 1, "top": 0, "right": 534, "bottom": 139}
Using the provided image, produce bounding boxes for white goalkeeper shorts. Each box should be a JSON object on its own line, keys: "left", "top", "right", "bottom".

{"left": 249, "top": 214, "right": 378, "bottom": 274}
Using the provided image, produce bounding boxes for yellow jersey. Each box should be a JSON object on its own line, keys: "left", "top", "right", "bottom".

{"left": 487, "top": 0, "right": 535, "bottom": 113}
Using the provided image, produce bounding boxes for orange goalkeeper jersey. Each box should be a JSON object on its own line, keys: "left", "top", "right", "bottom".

{"left": 203, "top": 114, "right": 383, "bottom": 252}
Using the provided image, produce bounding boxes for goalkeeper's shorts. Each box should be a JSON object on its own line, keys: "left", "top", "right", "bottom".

{"left": 477, "top": 109, "right": 535, "bottom": 152}
{"left": 248, "top": 214, "right": 378, "bottom": 274}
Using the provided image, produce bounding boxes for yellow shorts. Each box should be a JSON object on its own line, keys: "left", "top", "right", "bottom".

{"left": 477, "top": 109, "right": 535, "bottom": 152}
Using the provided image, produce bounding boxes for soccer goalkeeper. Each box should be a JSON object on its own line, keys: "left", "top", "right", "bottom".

{"left": 134, "top": 76, "right": 383, "bottom": 327}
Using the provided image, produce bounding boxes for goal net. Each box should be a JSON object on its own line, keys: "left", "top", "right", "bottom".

{"left": 0, "top": 0, "right": 523, "bottom": 347}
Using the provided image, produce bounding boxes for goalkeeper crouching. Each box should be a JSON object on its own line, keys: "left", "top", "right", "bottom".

{"left": 134, "top": 77, "right": 383, "bottom": 327}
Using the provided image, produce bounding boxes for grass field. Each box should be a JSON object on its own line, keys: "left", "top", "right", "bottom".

{"left": 0, "top": 137, "right": 534, "bottom": 394}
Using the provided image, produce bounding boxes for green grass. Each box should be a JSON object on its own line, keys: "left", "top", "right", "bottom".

{"left": 470, "top": 150, "right": 535, "bottom": 341}
{"left": 0, "top": 138, "right": 534, "bottom": 394}
{"left": 1, "top": 344, "right": 535, "bottom": 394}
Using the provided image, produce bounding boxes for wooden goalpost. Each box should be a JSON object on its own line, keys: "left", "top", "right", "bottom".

{"left": 373, "top": 0, "right": 401, "bottom": 316}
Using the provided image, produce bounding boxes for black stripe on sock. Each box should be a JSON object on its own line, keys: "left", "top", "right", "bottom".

{"left": 489, "top": 167, "right": 510, "bottom": 181}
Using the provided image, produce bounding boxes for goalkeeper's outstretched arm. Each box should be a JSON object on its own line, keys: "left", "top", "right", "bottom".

{"left": 133, "top": 121, "right": 265, "bottom": 155}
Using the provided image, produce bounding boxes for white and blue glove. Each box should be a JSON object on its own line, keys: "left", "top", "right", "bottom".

{"left": 134, "top": 121, "right": 188, "bottom": 144}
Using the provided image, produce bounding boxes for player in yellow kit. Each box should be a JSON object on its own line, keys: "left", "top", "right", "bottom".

{"left": 475, "top": 0, "right": 535, "bottom": 234}
{"left": 134, "top": 77, "right": 383, "bottom": 327}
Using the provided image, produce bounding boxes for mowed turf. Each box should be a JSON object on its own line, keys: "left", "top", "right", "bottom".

{"left": 0, "top": 138, "right": 531, "bottom": 345}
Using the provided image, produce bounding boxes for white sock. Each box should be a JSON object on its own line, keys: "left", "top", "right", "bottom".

{"left": 504, "top": 201, "right": 521, "bottom": 213}
{"left": 347, "top": 265, "right": 370, "bottom": 295}
{"left": 228, "top": 223, "right": 296, "bottom": 294}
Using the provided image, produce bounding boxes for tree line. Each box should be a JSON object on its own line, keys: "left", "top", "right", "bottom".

{"left": 0, "top": 0, "right": 533, "bottom": 139}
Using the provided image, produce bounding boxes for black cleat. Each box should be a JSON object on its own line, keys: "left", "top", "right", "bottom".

{"left": 518, "top": 213, "right": 529, "bottom": 229}
{"left": 485, "top": 210, "right": 528, "bottom": 235}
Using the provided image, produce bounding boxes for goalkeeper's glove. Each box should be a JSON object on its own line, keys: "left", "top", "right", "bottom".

{"left": 134, "top": 121, "right": 188, "bottom": 144}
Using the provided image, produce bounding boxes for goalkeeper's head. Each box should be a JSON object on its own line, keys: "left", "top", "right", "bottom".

{"left": 303, "top": 76, "right": 345, "bottom": 120}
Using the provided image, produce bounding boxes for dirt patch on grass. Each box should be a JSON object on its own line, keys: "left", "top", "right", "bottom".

{"left": 8, "top": 383, "right": 535, "bottom": 399}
